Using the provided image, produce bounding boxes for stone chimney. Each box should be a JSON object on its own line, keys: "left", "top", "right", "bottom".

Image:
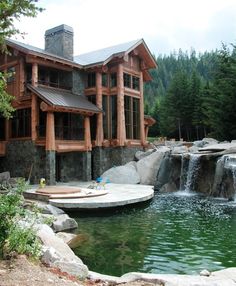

{"left": 45, "top": 24, "right": 74, "bottom": 61}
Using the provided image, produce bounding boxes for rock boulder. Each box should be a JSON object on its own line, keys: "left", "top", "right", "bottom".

{"left": 101, "top": 165, "right": 140, "bottom": 184}
{"left": 52, "top": 214, "right": 78, "bottom": 232}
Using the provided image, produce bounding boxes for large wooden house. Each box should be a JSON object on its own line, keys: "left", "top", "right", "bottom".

{"left": 0, "top": 24, "right": 157, "bottom": 184}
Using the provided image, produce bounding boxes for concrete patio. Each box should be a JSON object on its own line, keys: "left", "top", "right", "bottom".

{"left": 24, "top": 182, "right": 154, "bottom": 210}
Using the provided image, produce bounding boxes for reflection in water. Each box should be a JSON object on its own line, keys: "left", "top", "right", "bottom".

{"left": 72, "top": 193, "right": 236, "bottom": 276}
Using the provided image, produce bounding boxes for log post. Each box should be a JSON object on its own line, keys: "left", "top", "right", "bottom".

{"left": 96, "top": 72, "right": 103, "bottom": 146}
{"left": 46, "top": 112, "right": 55, "bottom": 151}
{"left": 117, "top": 64, "right": 126, "bottom": 146}
{"left": 139, "top": 71, "right": 145, "bottom": 145}
{"left": 84, "top": 116, "right": 92, "bottom": 151}
{"left": 31, "top": 63, "right": 38, "bottom": 141}
{"left": 19, "top": 57, "right": 25, "bottom": 96}
{"left": 45, "top": 111, "right": 56, "bottom": 185}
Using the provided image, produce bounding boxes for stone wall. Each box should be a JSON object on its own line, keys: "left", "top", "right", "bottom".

{"left": 72, "top": 70, "right": 85, "bottom": 95}
{"left": 0, "top": 140, "right": 46, "bottom": 184}
{"left": 58, "top": 152, "right": 91, "bottom": 182}
{"left": 92, "top": 146, "right": 143, "bottom": 179}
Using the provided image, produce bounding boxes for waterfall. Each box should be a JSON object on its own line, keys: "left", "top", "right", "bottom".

{"left": 184, "top": 154, "right": 201, "bottom": 192}
{"left": 179, "top": 154, "right": 189, "bottom": 191}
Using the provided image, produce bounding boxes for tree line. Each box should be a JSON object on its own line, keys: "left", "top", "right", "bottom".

{"left": 144, "top": 46, "right": 236, "bottom": 141}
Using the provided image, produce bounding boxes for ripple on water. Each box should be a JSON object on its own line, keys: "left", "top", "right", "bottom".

{"left": 72, "top": 193, "right": 236, "bottom": 276}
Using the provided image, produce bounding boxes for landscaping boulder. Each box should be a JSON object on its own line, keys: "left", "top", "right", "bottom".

{"left": 37, "top": 224, "right": 88, "bottom": 278}
{"left": 36, "top": 202, "right": 65, "bottom": 216}
{"left": 137, "top": 147, "right": 170, "bottom": 185}
{"left": 172, "top": 145, "right": 188, "bottom": 154}
{"left": 135, "top": 149, "right": 155, "bottom": 161}
{"left": 52, "top": 214, "right": 78, "bottom": 232}
{"left": 56, "top": 232, "right": 77, "bottom": 244}
{"left": 101, "top": 165, "right": 140, "bottom": 184}
{"left": 0, "top": 171, "right": 10, "bottom": 183}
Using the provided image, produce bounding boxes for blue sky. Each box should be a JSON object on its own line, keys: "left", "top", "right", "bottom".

{"left": 14, "top": 0, "right": 236, "bottom": 56}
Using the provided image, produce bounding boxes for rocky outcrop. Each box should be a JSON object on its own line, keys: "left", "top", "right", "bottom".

{"left": 89, "top": 268, "right": 236, "bottom": 286}
{"left": 101, "top": 165, "right": 140, "bottom": 184}
{"left": 37, "top": 224, "right": 88, "bottom": 278}
{"left": 136, "top": 147, "right": 170, "bottom": 185}
{"left": 52, "top": 214, "right": 78, "bottom": 232}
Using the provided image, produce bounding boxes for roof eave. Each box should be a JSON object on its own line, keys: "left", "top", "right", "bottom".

{"left": 6, "top": 40, "right": 83, "bottom": 69}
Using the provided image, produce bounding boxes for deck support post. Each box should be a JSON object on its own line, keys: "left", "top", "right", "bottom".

{"left": 139, "top": 71, "right": 145, "bottom": 145}
{"left": 117, "top": 64, "right": 126, "bottom": 146}
{"left": 31, "top": 63, "right": 38, "bottom": 141}
{"left": 96, "top": 72, "right": 103, "bottom": 146}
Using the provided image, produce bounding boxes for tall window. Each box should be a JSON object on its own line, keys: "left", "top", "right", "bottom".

{"left": 11, "top": 108, "right": 31, "bottom": 138}
{"left": 110, "top": 73, "right": 117, "bottom": 88}
{"left": 124, "top": 96, "right": 140, "bottom": 139}
{"left": 132, "top": 76, "right": 140, "bottom": 91}
{"left": 0, "top": 117, "right": 5, "bottom": 140}
{"left": 87, "top": 95, "right": 97, "bottom": 140}
{"left": 87, "top": 72, "right": 96, "bottom": 88}
{"left": 103, "top": 95, "right": 117, "bottom": 140}
{"left": 124, "top": 73, "right": 131, "bottom": 88}
{"left": 102, "top": 73, "right": 108, "bottom": 87}
{"left": 55, "top": 112, "right": 84, "bottom": 140}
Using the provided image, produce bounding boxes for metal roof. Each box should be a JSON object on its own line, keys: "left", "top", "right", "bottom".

{"left": 6, "top": 39, "right": 78, "bottom": 66}
{"left": 74, "top": 39, "right": 143, "bottom": 66}
{"left": 27, "top": 85, "right": 102, "bottom": 113}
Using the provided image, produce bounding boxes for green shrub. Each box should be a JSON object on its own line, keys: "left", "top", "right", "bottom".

{"left": 0, "top": 179, "right": 41, "bottom": 259}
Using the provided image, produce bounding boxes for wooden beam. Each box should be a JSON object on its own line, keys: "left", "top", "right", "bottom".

{"left": 139, "top": 71, "right": 145, "bottom": 146}
{"left": 117, "top": 63, "right": 126, "bottom": 146}
{"left": 45, "top": 112, "right": 56, "bottom": 151}
{"left": 40, "top": 101, "right": 96, "bottom": 116}
{"left": 32, "top": 63, "right": 38, "bottom": 87}
{"left": 84, "top": 116, "right": 92, "bottom": 151}
{"left": 19, "top": 58, "right": 25, "bottom": 96}
{"left": 31, "top": 94, "right": 38, "bottom": 141}
{"left": 26, "top": 55, "right": 73, "bottom": 72}
{"left": 0, "top": 60, "right": 18, "bottom": 70}
{"left": 95, "top": 72, "right": 103, "bottom": 146}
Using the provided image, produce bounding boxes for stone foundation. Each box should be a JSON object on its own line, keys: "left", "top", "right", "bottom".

{"left": 0, "top": 141, "right": 141, "bottom": 184}
{"left": 92, "top": 146, "right": 143, "bottom": 179}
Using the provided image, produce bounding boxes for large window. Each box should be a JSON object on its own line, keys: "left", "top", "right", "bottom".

{"left": 110, "top": 73, "right": 117, "bottom": 88}
{"left": 38, "top": 66, "right": 72, "bottom": 90}
{"left": 124, "top": 96, "right": 140, "bottom": 139}
{"left": 55, "top": 112, "right": 84, "bottom": 140}
{"left": 103, "top": 95, "right": 117, "bottom": 140}
{"left": 87, "top": 72, "right": 96, "bottom": 88}
{"left": 124, "top": 73, "right": 131, "bottom": 88}
{"left": 124, "top": 72, "right": 140, "bottom": 91}
{"left": 102, "top": 73, "right": 108, "bottom": 87}
{"left": 87, "top": 95, "right": 97, "bottom": 140}
{"left": 11, "top": 108, "right": 31, "bottom": 138}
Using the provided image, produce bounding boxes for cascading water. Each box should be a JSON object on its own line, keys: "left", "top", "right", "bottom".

{"left": 224, "top": 155, "right": 236, "bottom": 200}
{"left": 184, "top": 154, "right": 201, "bottom": 192}
{"left": 179, "top": 154, "right": 189, "bottom": 191}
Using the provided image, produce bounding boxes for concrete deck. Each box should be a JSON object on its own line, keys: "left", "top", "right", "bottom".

{"left": 24, "top": 182, "right": 154, "bottom": 210}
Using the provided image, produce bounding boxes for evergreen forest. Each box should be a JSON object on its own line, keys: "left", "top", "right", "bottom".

{"left": 144, "top": 45, "right": 236, "bottom": 141}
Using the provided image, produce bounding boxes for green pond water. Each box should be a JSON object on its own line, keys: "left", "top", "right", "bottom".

{"left": 71, "top": 192, "right": 236, "bottom": 276}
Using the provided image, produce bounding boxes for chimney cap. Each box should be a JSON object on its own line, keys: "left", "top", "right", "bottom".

{"left": 45, "top": 24, "right": 73, "bottom": 37}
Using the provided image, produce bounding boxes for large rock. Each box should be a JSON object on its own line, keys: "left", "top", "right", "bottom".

{"left": 36, "top": 203, "right": 65, "bottom": 216}
{"left": 137, "top": 147, "right": 170, "bottom": 185}
{"left": 56, "top": 232, "right": 77, "bottom": 244}
{"left": 52, "top": 214, "right": 78, "bottom": 232}
{"left": 101, "top": 165, "right": 140, "bottom": 184}
{"left": 172, "top": 145, "right": 188, "bottom": 154}
{"left": 135, "top": 149, "right": 155, "bottom": 161}
{"left": 0, "top": 171, "right": 10, "bottom": 183}
{"left": 37, "top": 224, "right": 88, "bottom": 278}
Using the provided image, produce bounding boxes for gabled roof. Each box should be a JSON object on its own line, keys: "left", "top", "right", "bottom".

{"left": 27, "top": 85, "right": 102, "bottom": 114}
{"left": 74, "top": 39, "right": 157, "bottom": 69}
{"left": 74, "top": 39, "right": 140, "bottom": 66}
{"left": 5, "top": 39, "right": 82, "bottom": 68}
{"left": 6, "top": 37, "right": 157, "bottom": 71}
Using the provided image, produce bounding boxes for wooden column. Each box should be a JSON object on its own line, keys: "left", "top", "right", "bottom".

{"left": 96, "top": 72, "right": 103, "bottom": 146}
{"left": 46, "top": 112, "right": 55, "bottom": 151}
{"left": 19, "top": 58, "right": 25, "bottom": 96}
{"left": 139, "top": 71, "right": 145, "bottom": 145}
{"left": 117, "top": 64, "right": 126, "bottom": 146}
{"left": 31, "top": 63, "right": 38, "bottom": 141}
{"left": 84, "top": 116, "right": 92, "bottom": 151}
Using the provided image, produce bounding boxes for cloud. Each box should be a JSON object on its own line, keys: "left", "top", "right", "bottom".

{"left": 13, "top": 0, "right": 236, "bottom": 56}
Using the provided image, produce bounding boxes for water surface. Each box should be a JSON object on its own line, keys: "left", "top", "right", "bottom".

{"left": 72, "top": 192, "right": 236, "bottom": 276}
